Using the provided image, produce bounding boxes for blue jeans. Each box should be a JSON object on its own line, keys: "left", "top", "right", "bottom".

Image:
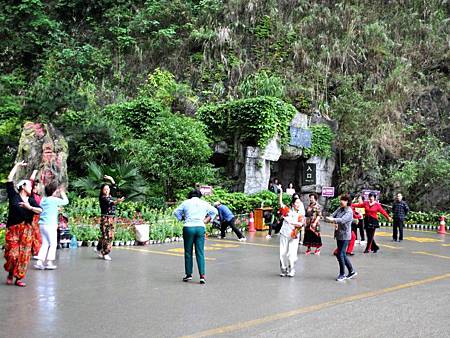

{"left": 183, "top": 226, "right": 205, "bottom": 276}
{"left": 336, "top": 240, "right": 353, "bottom": 276}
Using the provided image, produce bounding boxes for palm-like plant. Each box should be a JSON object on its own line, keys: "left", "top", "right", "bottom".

{"left": 72, "top": 162, "right": 148, "bottom": 201}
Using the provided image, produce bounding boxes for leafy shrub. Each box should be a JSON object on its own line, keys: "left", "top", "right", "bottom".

{"left": 197, "top": 96, "right": 297, "bottom": 148}
{"left": 303, "top": 124, "right": 334, "bottom": 158}
{"left": 238, "top": 70, "right": 285, "bottom": 99}
{"left": 72, "top": 162, "right": 147, "bottom": 201}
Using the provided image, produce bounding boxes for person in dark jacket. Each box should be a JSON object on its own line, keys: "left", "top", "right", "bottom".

{"left": 96, "top": 175, "right": 125, "bottom": 261}
{"left": 392, "top": 193, "right": 409, "bottom": 242}
{"left": 214, "top": 201, "right": 246, "bottom": 242}
{"left": 4, "top": 161, "right": 42, "bottom": 287}
{"left": 326, "top": 194, "right": 357, "bottom": 282}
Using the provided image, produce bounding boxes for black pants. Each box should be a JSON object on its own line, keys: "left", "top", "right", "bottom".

{"left": 336, "top": 240, "right": 353, "bottom": 276}
{"left": 268, "top": 219, "right": 282, "bottom": 236}
{"left": 351, "top": 219, "right": 365, "bottom": 241}
{"left": 221, "top": 218, "right": 244, "bottom": 239}
{"left": 365, "top": 228, "right": 379, "bottom": 252}
{"left": 393, "top": 219, "right": 404, "bottom": 241}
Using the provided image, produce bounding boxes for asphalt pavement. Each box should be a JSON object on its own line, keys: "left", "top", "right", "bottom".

{"left": 0, "top": 222, "right": 449, "bottom": 338}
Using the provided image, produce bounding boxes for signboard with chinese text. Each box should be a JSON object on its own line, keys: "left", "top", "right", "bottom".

{"left": 290, "top": 127, "right": 312, "bottom": 148}
{"left": 303, "top": 163, "right": 316, "bottom": 185}
{"left": 361, "top": 189, "right": 380, "bottom": 201}
{"left": 200, "top": 185, "right": 212, "bottom": 196}
{"left": 321, "top": 187, "right": 335, "bottom": 197}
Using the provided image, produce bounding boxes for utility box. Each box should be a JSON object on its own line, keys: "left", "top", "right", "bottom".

{"left": 254, "top": 207, "right": 273, "bottom": 231}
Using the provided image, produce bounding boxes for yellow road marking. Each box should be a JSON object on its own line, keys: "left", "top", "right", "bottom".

{"left": 117, "top": 247, "right": 216, "bottom": 261}
{"left": 181, "top": 272, "right": 450, "bottom": 338}
{"left": 404, "top": 237, "right": 442, "bottom": 243}
{"left": 378, "top": 231, "right": 443, "bottom": 243}
{"left": 379, "top": 244, "right": 402, "bottom": 249}
{"left": 211, "top": 243, "right": 240, "bottom": 248}
{"left": 376, "top": 232, "right": 391, "bottom": 237}
{"left": 441, "top": 244, "right": 450, "bottom": 247}
{"left": 412, "top": 251, "right": 450, "bottom": 260}
{"left": 207, "top": 239, "right": 278, "bottom": 248}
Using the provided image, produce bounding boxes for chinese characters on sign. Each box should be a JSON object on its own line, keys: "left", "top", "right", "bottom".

{"left": 200, "top": 185, "right": 212, "bottom": 196}
{"left": 361, "top": 189, "right": 380, "bottom": 201}
{"left": 321, "top": 187, "right": 335, "bottom": 197}
{"left": 290, "top": 127, "right": 312, "bottom": 148}
{"left": 303, "top": 163, "right": 316, "bottom": 185}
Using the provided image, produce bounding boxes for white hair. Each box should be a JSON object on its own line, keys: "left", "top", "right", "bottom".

{"left": 16, "top": 179, "right": 30, "bottom": 190}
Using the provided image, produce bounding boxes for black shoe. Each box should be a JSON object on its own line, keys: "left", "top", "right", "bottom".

{"left": 199, "top": 275, "right": 206, "bottom": 284}
{"left": 346, "top": 271, "right": 358, "bottom": 279}
{"left": 182, "top": 275, "right": 192, "bottom": 282}
{"left": 372, "top": 249, "right": 379, "bottom": 253}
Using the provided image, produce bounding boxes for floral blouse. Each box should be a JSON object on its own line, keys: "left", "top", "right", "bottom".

{"left": 306, "top": 202, "right": 322, "bottom": 230}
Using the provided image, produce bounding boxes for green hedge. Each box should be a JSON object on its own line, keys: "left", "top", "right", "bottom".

{"left": 197, "top": 96, "right": 297, "bottom": 148}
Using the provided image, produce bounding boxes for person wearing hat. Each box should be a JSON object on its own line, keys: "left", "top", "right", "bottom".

{"left": 214, "top": 201, "right": 247, "bottom": 242}
{"left": 4, "top": 161, "right": 42, "bottom": 287}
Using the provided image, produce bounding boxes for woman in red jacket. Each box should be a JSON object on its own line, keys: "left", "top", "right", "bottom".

{"left": 352, "top": 193, "right": 392, "bottom": 253}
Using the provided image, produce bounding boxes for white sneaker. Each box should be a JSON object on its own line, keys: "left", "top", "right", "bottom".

{"left": 45, "top": 262, "right": 57, "bottom": 270}
{"left": 265, "top": 234, "right": 272, "bottom": 239}
{"left": 355, "top": 240, "right": 360, "bottom": 244}
{"left": 34, "top": 260, "right": 45, "bottom": 270}
{"left": 287, "top": 269, "right": 296, "bottom": 277}
{"left": 360, "top": 240, "right": 367, "bottom": 246}
{"left": 238, "top": 237, "right": 247, "bottom": 242}
{"left": 103, "top": 254, "right": 112, "bottom": 261}
{"left": 94, "top": 248, "right": 104, "bottom": 258}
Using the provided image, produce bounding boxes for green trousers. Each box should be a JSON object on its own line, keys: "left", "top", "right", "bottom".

{"left": 183, "top": 226, "right": 205, "bottom": 276}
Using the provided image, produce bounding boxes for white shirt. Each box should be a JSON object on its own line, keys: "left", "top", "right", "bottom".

{"left": 280, "top": 204, "right": 305, "bottom": 238}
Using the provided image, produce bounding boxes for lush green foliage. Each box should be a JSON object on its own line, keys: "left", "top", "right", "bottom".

{"left": 303, "top": 124, "right": 335, "bottom": 158}
{"left": 72, "top": 162, "right": 147, "bottom": 201}
{"left": 200, "top": 188, "right": 292, "bottom": 215}
{"left": 238, "top": 71, "right": 285, "bottom": 99}
{"left": 198, "top": 96, "right": 297, "bottom": 148}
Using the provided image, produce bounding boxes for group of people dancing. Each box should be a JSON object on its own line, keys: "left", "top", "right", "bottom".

{"left": 4, "top": 161, "right": 68, "bottom": 287}
{"left": 268, "top": 181, "right": 395, "bottom": 281}
{"left": 3, "top": 161, "right": 126, "bottom": 287}
{"left": 4, "top": 160, "right": 404, "bottom": 287}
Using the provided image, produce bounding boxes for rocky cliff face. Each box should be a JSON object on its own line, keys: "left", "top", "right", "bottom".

{"left": 14, "top": 122, "right": 68, "bottom": 193}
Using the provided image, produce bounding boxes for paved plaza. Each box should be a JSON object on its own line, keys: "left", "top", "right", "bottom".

{"left": 1, "top": 223, "right": 449, "bottom": 338}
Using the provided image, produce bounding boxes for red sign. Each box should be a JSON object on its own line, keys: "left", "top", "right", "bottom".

{"left": 200, "top": 185, "right": 212, "bottom": 196}
{"left": 321, "top": 187, "right": 335, "bottom": 197}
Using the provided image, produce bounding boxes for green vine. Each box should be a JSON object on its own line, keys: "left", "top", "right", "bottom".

{"left": 197, "top": 96, "right": 297, "bottom": 148}
{"left": 303, "top": 124, "right": 334, "bottom": 158}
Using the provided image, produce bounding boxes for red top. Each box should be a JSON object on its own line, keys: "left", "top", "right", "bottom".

{"left": 351, "top": 206, "right": 362, "bottom": 220}
{"left": 30, "top": 179, "right": 41, "bottom": 205}
{"left": 278, "top": 205, "right": 290, "bottom": 217}
{"left": 352, "top": 201, "right": 390, "bottom": 220}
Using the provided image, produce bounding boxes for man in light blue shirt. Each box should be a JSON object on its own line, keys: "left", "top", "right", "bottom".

{"left": 174, "top": 190, "right": 217, "bottom": 284}
{"left": 214, "top": 201, "right": 246, "bottom": 241}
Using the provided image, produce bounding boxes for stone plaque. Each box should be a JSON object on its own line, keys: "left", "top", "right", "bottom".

{"left": 290, "top": 127, "right": 312, "bottom": 148}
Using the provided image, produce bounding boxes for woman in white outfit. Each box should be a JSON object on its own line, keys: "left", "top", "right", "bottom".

{"left": 279, "top": 193, "right": 305, "bottom": 277}
{"left": 34, "top": 183, "right": 69, "bottom": 270}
